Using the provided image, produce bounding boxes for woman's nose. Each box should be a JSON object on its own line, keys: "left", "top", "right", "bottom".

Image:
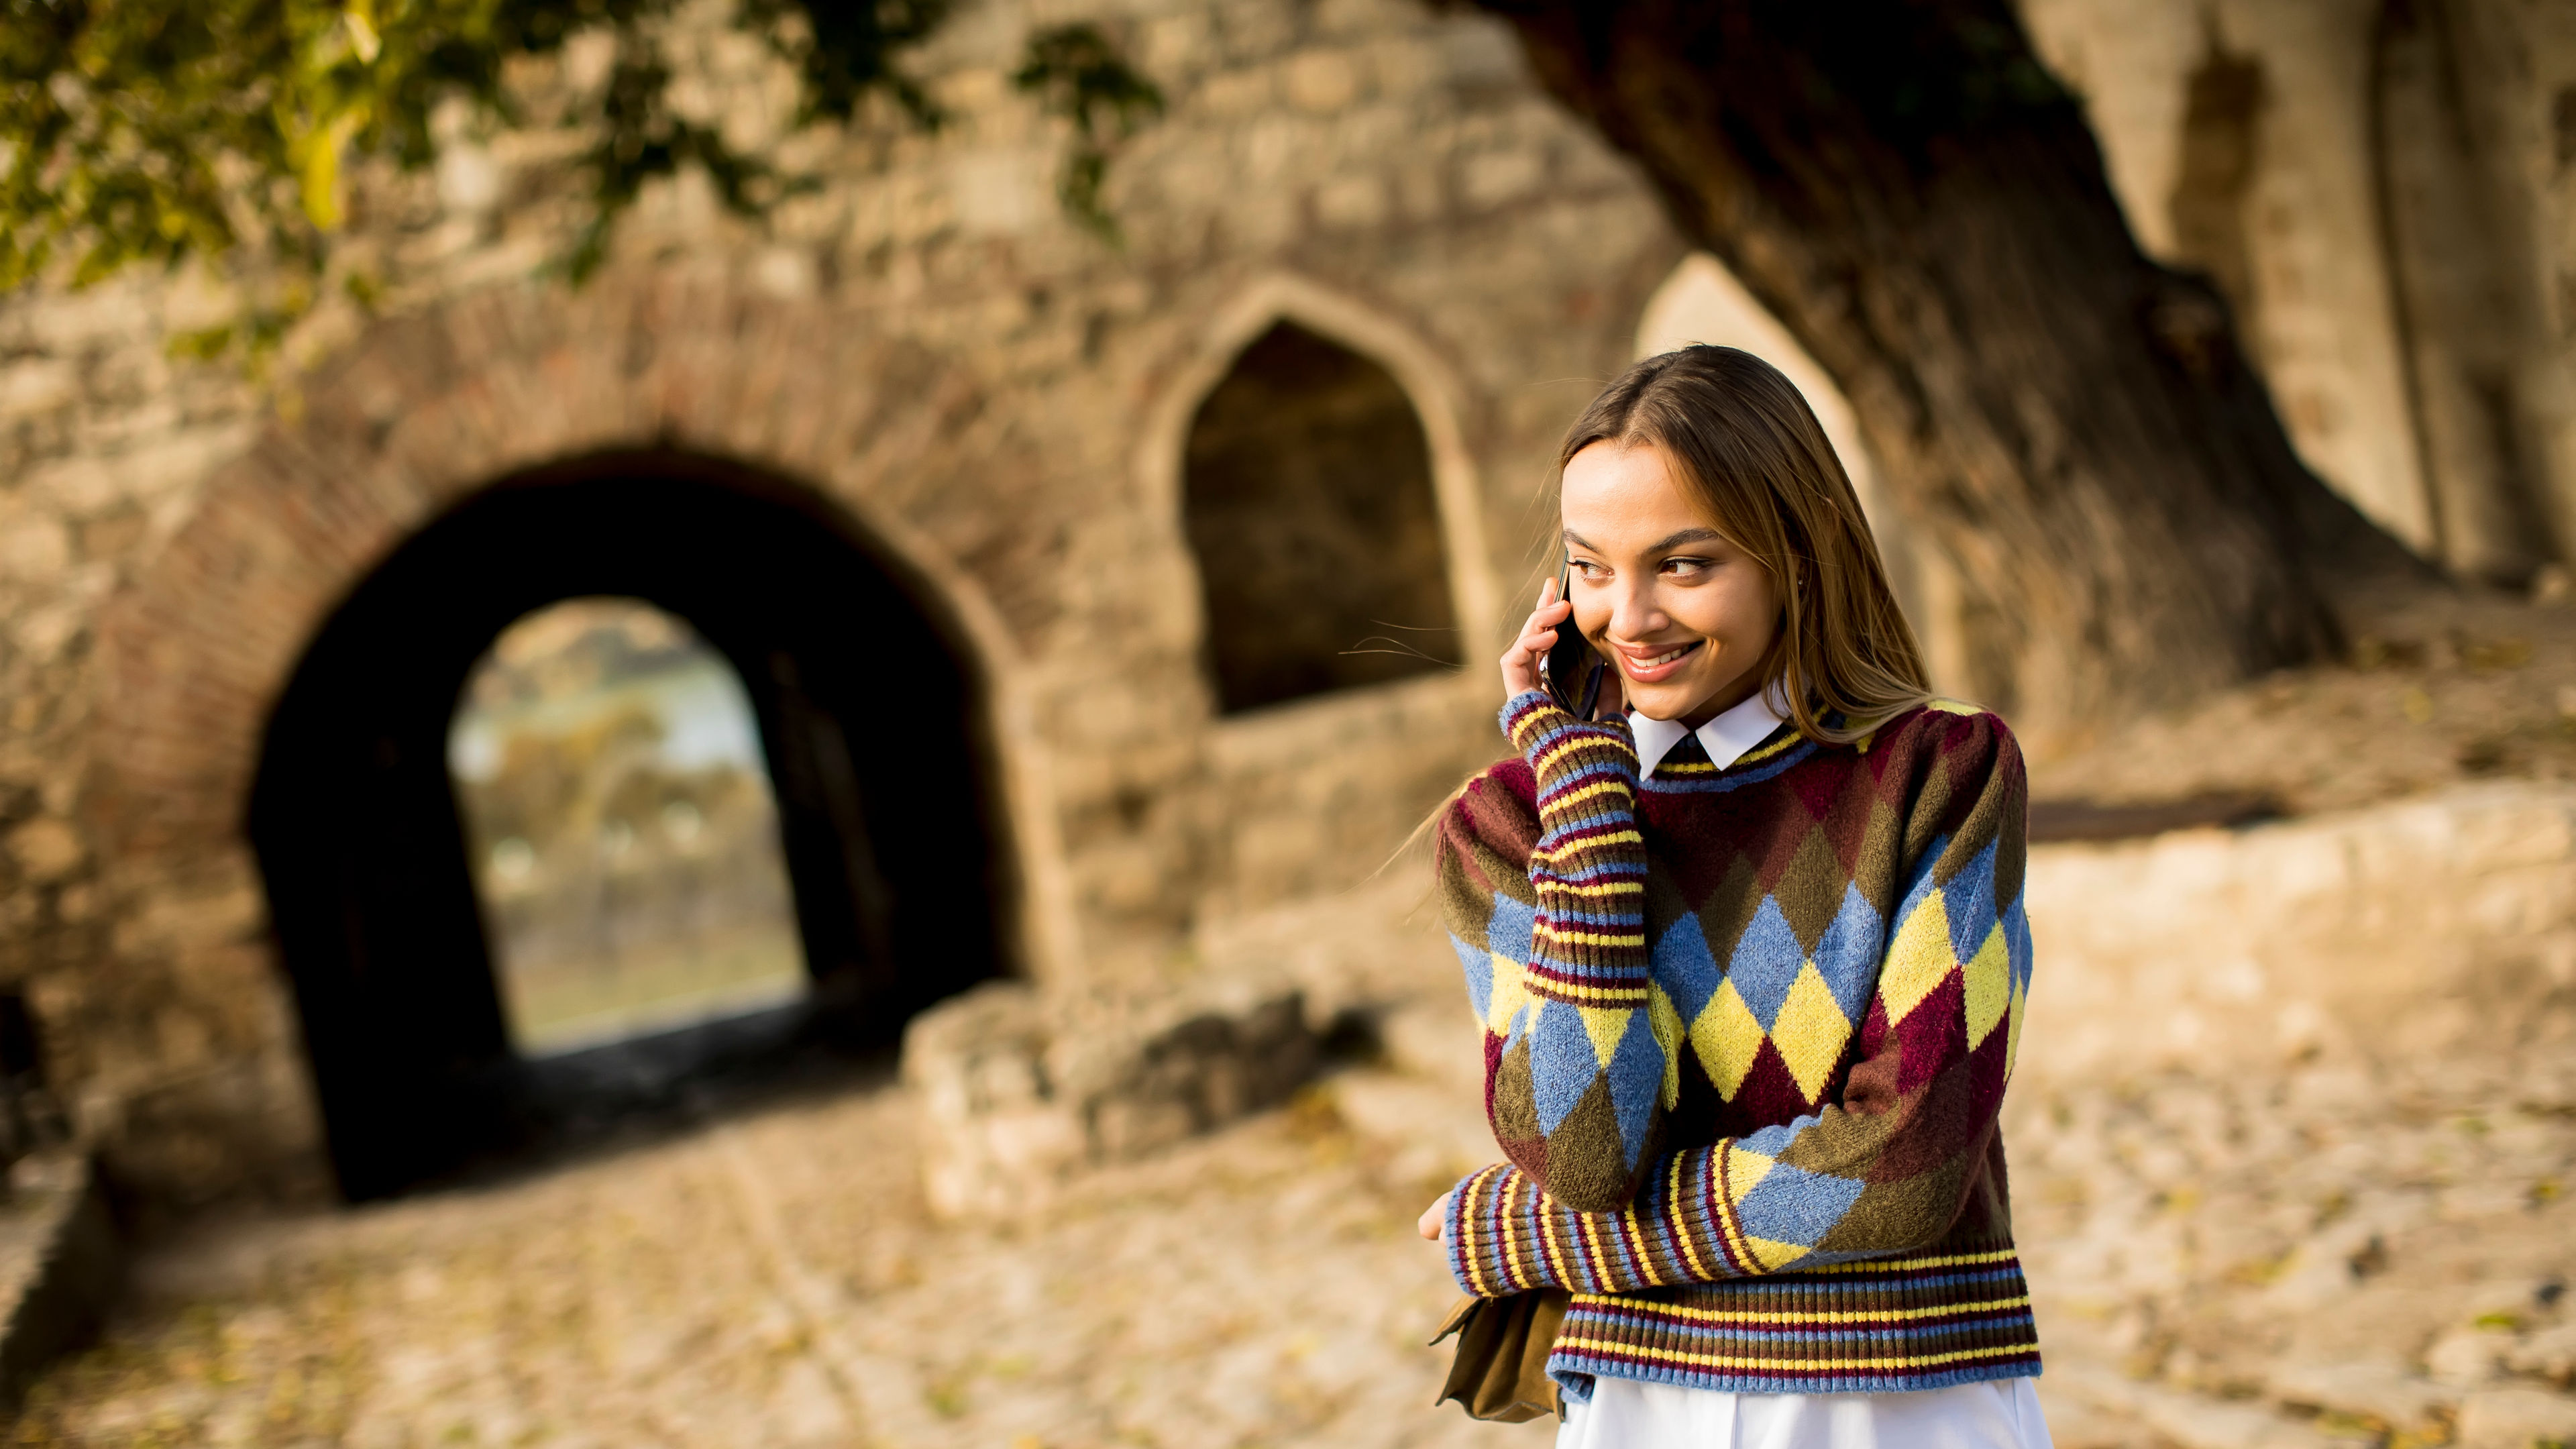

{"left": 1605, "top": 580, "right": 1662, "bottom": 640}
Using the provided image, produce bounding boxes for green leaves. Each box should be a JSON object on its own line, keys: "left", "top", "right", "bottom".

{"left": 3, "top": 0, "right": 569, "bottom": 315}
{"left": 558, "top": 18, "right": 780, "bottom": 283}
{"left": 741, "top": 0, "right": 949, "bottom": 128}
{"left": 1011, "top": 21, "right": 1163, "bottom": 244}
{"left": 5, "top": 0, "right": 283, "bottom": 290}
{"left": 1, "top": 0, "right": 1163, "bottom": 359}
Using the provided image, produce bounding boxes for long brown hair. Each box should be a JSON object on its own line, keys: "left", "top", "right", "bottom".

{"left": 1560, "top": 345, "right": 1929, "bottom": 744}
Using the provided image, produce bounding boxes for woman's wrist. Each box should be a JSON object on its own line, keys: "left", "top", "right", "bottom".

{"left": 1444, "top": 1169, "right": 1489, "bottom": 1293}
{"left": 1503, "top": 692, "right": 1636, "bottom": 785}
{"left": 1498, "top": 688, "right": 1554, "bottom": 727}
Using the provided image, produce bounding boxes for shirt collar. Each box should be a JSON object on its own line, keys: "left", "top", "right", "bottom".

{"left": 1631, "top": 684, "right": 1790, "bottom": 781}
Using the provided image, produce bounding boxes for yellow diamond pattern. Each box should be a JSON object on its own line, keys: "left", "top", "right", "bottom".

{"left": 2005, "top": 975, "right": 2027, "bottom": 1082}
{"left": 1744, "top": 1236, "right": 1813, "bottom": 1271}
{"left": 1520, "top": 871, "right": 2017, "bottom": 1125}
{"left": 1486, "top": 950, "right": 1528, "bottom": 1037}
{"left": 1878, "top": 892, "right": 1955, "bottom": 1026}
{"left": 1648, "top": 983, "right": 1685, "bottom": 1110}
{"left": 1579, "top": 1004, "right": 1631, "bottom": 1069}
{"left": 1962, "top": 922, "right": 2009, "bottom": 1049}
{"left": 1770, "top": 961, "right": 1855, "bottom": 1103}
{"left": 1689, "top": 978, "right": 1765, "bottom": 1100}
{"left": 1726, "top": 1145, "right": 1778, "bottom": 1193}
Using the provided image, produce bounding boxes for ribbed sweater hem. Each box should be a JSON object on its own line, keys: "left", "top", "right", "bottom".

{"left": 1539, "top": 1240, "right": 2045, "bottom": 1398}
{"left": 1549, "top": 1349, "right": 2043, "bottom": 1399}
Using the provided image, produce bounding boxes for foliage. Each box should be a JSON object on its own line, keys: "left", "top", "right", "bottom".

{"left": 736, "top": 0, "right": 947, "bottom": 127}
{"left": 0, "top": 0, "right": 1159, "bottom": 354}
{"left": 1010, "top": 21, "right": 1163, "bottom": 244}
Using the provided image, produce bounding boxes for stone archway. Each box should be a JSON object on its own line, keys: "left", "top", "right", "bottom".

{"left": 250, "top": 455, "right": 1016, "bottom": 1196}
{"left": 79, "top": 271, "right": 1077, "bottom": 1201}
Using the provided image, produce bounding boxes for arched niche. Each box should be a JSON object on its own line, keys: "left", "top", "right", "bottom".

{"left": 1142, "top": 274, "right": 1502, "bottom": 721}
{"left": 248, "top": 455, "right": 1008, "bottom": 1197}
{"left": 1184, "top": 321, "right": 1459, "bottom": 712}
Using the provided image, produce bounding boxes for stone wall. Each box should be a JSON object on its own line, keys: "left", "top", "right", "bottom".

{"left": 0, "top": 0, "right": 1683, "bottom": 1203}
{"left": 2019, "top": 0, "right": 2576, "bottom": 583}
{"left": 2019, "top": 780, "right": 2576, "bottom": 1087}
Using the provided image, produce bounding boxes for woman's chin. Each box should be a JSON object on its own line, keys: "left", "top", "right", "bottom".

{"left": 1627, "top": 675, "right": 1731, "bottom": 727}
{"left": 1621, "top": 678, "right": 1715, "bottom": 722}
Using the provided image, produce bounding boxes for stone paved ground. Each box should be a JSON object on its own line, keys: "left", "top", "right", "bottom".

{"left": 14, "top": 1014, "right": 2575, "bottom": 1449}
{"left": 5, "top": 1046, "right": 1556, "bottom": 1449}
{"left": 2012, "top": 1052, "right": 2576, "bottom": 1449}
{"left": 13, "top": 832, "right": 2576, "bottom": 1449}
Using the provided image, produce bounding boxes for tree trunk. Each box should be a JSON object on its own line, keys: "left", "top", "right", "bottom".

{"left": 1470, "top": 0, "right": 2430, "bottom": 748}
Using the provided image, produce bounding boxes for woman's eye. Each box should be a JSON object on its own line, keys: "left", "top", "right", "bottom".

{"left": 1573, "top": 560, "right": 1608, "bottom": 580}
{"left": 1662, "top": 556, "right": 1713, "bottom": 576}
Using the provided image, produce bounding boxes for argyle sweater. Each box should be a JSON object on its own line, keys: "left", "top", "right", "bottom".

{"left": 1434, "top": 689, "right": 2040, "bottom": 1397}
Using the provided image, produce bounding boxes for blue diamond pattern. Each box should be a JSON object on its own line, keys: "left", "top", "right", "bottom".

{"left": 2003, "top": 895, "right": 2033, "bottom": 995}
{"left": 1726, "top": 896, "right": 1805, "bottom": 1028}
{"left": 1732, "top": 1162, "right": 1868, "bottom": 1248}
{"left": 1607, "top": 1013, "right": 1666, "bottom": 1169}
{"left": 1487, "top": 893, "right": 1534, "bottom": 965}
{"left": 1890, "top": 832, "right": 1949, "bottom": 936}
{"left": 1943, "top": 838, "right": 2001, "bottom": 963}
{"left": 1529, "top": 1000, "right": 1599, "bottom": 1136}
{"left": 1811, "top": 883, "right": 1884, "bottom": 1023}
{"left": 1453, "top": 935, "right": 1493, "bottom": 1022}
{"left": 1650, "top": 913, "right": 1723, "bottom": 1023}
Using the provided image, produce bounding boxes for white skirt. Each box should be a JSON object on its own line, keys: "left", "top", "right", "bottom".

{"left": 1557, "top": 1376, "right": 2052, "bottom": 1449}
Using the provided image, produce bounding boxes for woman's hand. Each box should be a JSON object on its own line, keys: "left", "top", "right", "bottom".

{"left": 1501, "top": 576, "right": 1622, "bottom": 718}
{"left": 1417, "top": 1191, "right": 1451, "bottom": 1242}
{"left": 1501, "top": 576, "right": 1574, "bottom": 701}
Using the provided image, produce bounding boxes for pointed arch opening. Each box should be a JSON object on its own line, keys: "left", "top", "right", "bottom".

{"left": 1181, "top": 321, "right": 1462, "bottom": 713}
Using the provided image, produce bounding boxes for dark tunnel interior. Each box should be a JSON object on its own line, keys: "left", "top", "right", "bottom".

{"left": 247, "top": 453, "right": 1009, "bottom": 1200}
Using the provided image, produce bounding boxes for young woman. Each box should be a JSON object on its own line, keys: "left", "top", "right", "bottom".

{"left": 1419, "top": 347, "right": 2049, "bottom": 1447}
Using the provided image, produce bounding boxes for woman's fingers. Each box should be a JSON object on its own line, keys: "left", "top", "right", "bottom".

{"left": 1416, "top": 1191, "right": 1451, "bottom": 1241}
{"left": 1511, "top": 616, "right": 1562, "bottom": 657}
{"left": 1500, "top": 579, "right": 1575, "bottom": 697}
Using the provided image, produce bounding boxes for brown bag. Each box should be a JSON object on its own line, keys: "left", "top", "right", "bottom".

{"left": 1429, "top": 1289, "right": 1570, "bottom": 1422}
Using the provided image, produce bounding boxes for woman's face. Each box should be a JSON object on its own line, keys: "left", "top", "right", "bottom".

{"left": 1560, "top": 439, "right": 1781, "bottom": 727}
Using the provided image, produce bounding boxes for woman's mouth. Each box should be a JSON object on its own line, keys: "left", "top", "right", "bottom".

{"left": 1616, "top": 640, "right": 1703, "bottom": 683}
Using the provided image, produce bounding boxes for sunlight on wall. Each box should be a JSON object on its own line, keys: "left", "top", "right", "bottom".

{"left": 1635, "top": 254, "right": 1892, "bottom": 537}
{"left": 449, "top": 598, "right": 808, "bottom": 1057}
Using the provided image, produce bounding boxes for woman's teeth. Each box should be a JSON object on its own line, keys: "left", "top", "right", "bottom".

{"left": 1638, "top": 645, "right": 1692, "bottom": 667}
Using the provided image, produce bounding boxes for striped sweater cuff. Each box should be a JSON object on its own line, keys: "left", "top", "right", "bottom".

{"left": 1447, "top": 1154, "right": 1758, "bottom": 1297}
{"left": 1499, "top": 692, "right": 1646, "bottom": 985}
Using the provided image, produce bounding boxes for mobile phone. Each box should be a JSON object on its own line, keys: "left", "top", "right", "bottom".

{"left": 1540, "top": 562, "right": 1607, "bottom": 718}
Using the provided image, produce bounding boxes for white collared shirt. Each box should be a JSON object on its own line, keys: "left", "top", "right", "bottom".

{"left": 1629, "top": 684, "right": 1790, "bottom": 781}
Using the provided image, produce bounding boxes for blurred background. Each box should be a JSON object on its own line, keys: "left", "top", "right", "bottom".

{"left": 0, "top": 0, "right": 2571, "bottom": 1444}
{"left": 448, "top": 598, "right": 808, "bottom": 1057}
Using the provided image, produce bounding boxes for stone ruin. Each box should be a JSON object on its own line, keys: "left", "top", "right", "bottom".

{"left": 0, "top": 0, "right": 2569, "bottom": 1246}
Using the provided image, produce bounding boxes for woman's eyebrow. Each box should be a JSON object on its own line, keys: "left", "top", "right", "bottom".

{"left": 1561, "top": 526, "right": 1730, "bottom": 553}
